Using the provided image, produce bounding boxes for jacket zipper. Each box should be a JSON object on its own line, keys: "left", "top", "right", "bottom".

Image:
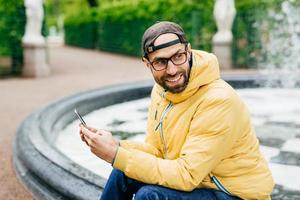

{"left": 155, "top": 101, "right": 173, "bottom": 159}
{"left": 210, "top": 175, "right": 231, "bottom": 195}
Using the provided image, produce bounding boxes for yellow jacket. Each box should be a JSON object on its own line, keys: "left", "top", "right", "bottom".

{"left": 113, "top": 50, "right": 274, "bottom": 199}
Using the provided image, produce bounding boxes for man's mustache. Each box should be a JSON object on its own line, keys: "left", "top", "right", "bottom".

{"left": 163, "top": 72, "right": 184, "bottom": 80}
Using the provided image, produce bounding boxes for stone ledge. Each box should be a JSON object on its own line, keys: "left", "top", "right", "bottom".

{"left": 13, "top": 80, "right": 153, "bottom": 200}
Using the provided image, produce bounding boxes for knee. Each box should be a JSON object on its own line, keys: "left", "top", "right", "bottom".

{"left": 107, "top": 169, "right": 126, "bottom": 183}
{"left": 105, "top": 169, "right": 129, "bottom": 192}
{"left": 107, "top": 169, "right": 125, "bottom": 182}
{"left": 135, "top": 185, "right": 161, "bottom": 200}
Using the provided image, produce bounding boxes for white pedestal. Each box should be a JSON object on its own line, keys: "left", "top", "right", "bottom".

{"left": 47, "top": 35, "right": 64, "bottom": 47}
{"left": 212, "top": 41, "right": 233, "bottom": 70}
{"left": 22, "top": 42, "right": 50, "bottom": 77}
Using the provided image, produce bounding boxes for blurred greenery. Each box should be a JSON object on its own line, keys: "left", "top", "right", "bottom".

{"left": 64, "top": 0, "right": 215, "bottom": 56}
{"left": 95, "top": 0, "right": 214, "bottom": 55}
{"left": 0, "top": 0, "right": 48, "bottom": 76}
{"left": 45, "top": 0, "right": 91, "bottom": 28}
{"left": 64, "top": 8, "right": 99, "bottom": 49}
{"left": 232, "top": 0, "right": 287, "bottom": 67}
{"left": 0, "top": 0, "right": 25, "bottom": 75}
{"left": 63, "top": 0, "right": 291, "bottom": 68}
{"left": 1, "top": 0, "right": 297, "bottom": 76}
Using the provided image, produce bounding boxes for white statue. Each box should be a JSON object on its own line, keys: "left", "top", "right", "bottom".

{"left": 213, "top": 0, "right": 236, "bottom": 43}
{"left": 22, "top": 0, "right": 45, "bottom": 44}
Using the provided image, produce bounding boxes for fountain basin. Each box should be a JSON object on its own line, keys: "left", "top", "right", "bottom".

{"left": 13, "top": 76, "right": 299, "bottom": 199}
{"left": 13, "top": 81, "right": 152, "bottom": 200}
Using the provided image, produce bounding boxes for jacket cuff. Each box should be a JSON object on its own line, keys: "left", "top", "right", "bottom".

{"left": 112, "top": 146, "right": 130, "bottom": 171}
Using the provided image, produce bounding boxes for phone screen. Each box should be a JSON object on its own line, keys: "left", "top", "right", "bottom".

{"left": 74, "top": 109, "right": 87, "bottom": 127}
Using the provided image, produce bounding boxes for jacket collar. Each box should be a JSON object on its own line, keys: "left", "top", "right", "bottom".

{"left": 155, "top": 50, "right": 220, "bottom": 104}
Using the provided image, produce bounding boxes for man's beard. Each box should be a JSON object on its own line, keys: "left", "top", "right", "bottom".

{"left": 156, "top": 68, "right": 190, "bottom": 93}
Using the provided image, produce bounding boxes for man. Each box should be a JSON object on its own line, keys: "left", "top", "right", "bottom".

{"left": 79, "top": 21, "right": 274, "bottom": 200}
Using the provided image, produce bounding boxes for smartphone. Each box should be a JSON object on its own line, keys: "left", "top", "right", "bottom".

{"left": 74, "top": 108, "right": 87, "bottom": 127}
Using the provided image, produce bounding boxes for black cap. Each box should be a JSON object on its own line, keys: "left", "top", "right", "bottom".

{"left": 142, "top": 21, "right": 188, "bottom": 58}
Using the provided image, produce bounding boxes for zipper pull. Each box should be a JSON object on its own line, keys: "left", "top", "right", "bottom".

{"left": 155, "top": 110, "right": 157, "bottom": 120}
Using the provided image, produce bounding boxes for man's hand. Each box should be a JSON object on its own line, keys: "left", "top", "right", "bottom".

{"left": 79, "top": 124, "right": 119, "bottom": 164}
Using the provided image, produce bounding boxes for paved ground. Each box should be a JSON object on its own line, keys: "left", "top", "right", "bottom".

{"left": 0, "top": 46, "right": 257, "bottom": 199}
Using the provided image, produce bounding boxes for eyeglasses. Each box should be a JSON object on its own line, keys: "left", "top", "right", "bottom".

{"left": 148, "top": 51, "right": 188, "bottom": 71}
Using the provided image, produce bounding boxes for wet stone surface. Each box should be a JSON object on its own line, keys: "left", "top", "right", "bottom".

{"left": 107, "top": 119, "right": 126, "bottom": 127}
{"left": 295, "top": 134, "right": 300, "bottom": 138}
{"left": 258, "top": 137, "right": 286, "bottom": 148}
{"left": 272, "top": 185, "right": 300, "bottom": 200}
{"left": 112, "top": 130, "right": 144, "bottom": 140}
{"left": 255, "top": 123, "right": 299, "bottom": 141}
{"left": 271, "top": 151, "right": 300, "bottom": 166}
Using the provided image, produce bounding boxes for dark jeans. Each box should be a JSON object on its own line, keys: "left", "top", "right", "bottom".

{"left": 100, "top": 169, "right": 240, "bottom": 200}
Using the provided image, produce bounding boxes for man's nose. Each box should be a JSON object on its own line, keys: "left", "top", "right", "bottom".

{"left": 166, "top": 60, "right": 177, "bottom": 75}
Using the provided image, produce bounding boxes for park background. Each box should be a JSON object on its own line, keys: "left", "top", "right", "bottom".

{"left": 0, "top": 0, "right": 300, "bottom": 200}
{"left": 2, "top": 0, "right": 299, "bottom": 76}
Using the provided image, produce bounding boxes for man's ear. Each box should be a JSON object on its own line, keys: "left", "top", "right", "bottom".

{"left": 142, "top": 57, "right": 151, "bottom": 69}
{"left": 187, "top": 43, "right": 191, "bottom": 51}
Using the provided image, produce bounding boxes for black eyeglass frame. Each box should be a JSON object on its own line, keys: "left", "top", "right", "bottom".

{"left": 145, "top": 45, "right": 189, "bottom": 71}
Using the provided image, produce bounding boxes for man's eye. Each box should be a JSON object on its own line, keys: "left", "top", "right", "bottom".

{"left": 154, "top": 59, "right": 167, "bottom": 66}
{"left": 173, "top": 53, "right": 184, "bottom": 60}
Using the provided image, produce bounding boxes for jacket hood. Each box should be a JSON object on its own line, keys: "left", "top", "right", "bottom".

{"left": 155, "top": 50, "right": 221, "bottom": 103}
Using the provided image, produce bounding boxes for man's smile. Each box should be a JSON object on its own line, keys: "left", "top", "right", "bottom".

{"left": 165, "top": 73, "right": 183, "bottom": 84}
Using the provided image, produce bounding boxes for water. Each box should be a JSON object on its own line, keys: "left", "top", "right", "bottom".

{"left": 56, "top": 88, "right": 300, "bottom": 191}
{"left": 259, "top": 0, "right": 300, "bottom": 88}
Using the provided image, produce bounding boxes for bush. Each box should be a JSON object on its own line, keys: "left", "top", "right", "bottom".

{"left": 96, "top": 0, "right": 214, "bottom": 56}
{"left": 64, "top": 0, "right": 215, "bottom": 56}
{"left": 64, "top": 0, "right": 291, "bottom": 68}
{"left": 64, "top": 9, "right": 99, "bottom": 49}
{"left": 0, "top": 0, "right": 25, "bottom": 74}
{"left": 0, "top": 1, "right": 48, "bottom": 75}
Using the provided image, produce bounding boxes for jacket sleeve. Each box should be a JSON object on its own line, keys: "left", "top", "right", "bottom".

{"left": 113, "top": 94, "right": 240, "bottom": 191}
{"left": 119, "top": 136, "right": 162, "bottom": 158}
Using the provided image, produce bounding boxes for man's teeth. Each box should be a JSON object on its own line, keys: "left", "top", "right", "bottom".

{"left": 166, "top": 75, "right": 181, "bottom": 82}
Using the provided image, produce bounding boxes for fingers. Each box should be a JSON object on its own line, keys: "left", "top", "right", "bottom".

{"left": 80, "top": 125, "right": 94, "bottom": 139}
{"left": 80, "top": 133, "right": 89, "bottom": 146}
{"left": 78, "top": 124, "right": 102, "bottom": 147}
{"left": 87, "top": 127, "right": 98, "bottom": 133}
{"left": 78, "top": 124, "right": 111, "bottom": 147}
{"left": 79, "top": 129, "right": 90, "bottom": 146}
{"left": 80, "top": 132, "right": 85, "bottom": 141}
{"left": 78, "top": 123, "right": 98, "bottom": 132}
